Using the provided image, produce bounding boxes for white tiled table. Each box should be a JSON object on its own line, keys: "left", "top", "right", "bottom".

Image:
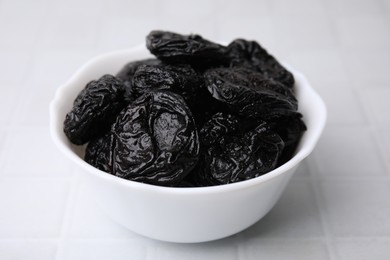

{"left": 1, "top": 0, "right": 390, "bottom": 259}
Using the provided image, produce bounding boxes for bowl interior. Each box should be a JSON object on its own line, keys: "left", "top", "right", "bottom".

{"left": 49, "top": 45, "right": 327, "bottom": 193}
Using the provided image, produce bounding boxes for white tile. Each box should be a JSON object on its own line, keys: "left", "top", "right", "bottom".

{"left": 273, "top": 14, "right": 336, "bottom": 51}
{"left": 215, "top": 16, "right": 276, "bottom": 48}
{"left": 359, "top": 87, "right": 390, "bottom": 125}
{"left": 0, "top": 85, "right": 21, "bottom": 125}
{"left": 240, "top": 180, "right": 323, "bottom": 238}
{"left": 270, "top": 0, "right": 327, "bottom": 15}
{"left": 157, "top": 14, "right": 217, "bottom": 41}
{"left": 0, "top": 0, "right": 50, "bottom": 20}
{"left": 377, "top": 127, "right": 390, "bottom": 166}
{"left": 97, "top": 17, "right": 158, "bottom": 52}
{"left": 0, "top": 50, "right": 31, "bottom": 85}
{"left": 240, "top": 239, "right": 329, "bottom": 260}
{"left": 385, "top": 0, "right": 390, "bottom": 10}
{"left": 148, "top": 237, "right": 238, "bottom": 260}
{"left": 50, "top": 0, "right": 104, "bottom": 17}
{"left": 160, "top": 0, "right": 219, "bottom": 17}
{"left": 0, "top": 179, "right": 70, "bottom": 237}
{"left": 36, "top": 13, "right": 100, "bottom": 51}
{"left": 68, "top": 181, "right": 142, "bottom": 239}
{"left": 1, "top": 127, "right": 73, "bottom": 178}
{"left": 215, "top": 0, "right": 270, "bottom": 18}
{"left": 14, "top": 50, "right": 97, "bottom": 126}
{"left": 335, "top": 15, "right": 390, "bottom": 48}
{"left": 27, "top": 50, "right": 97, "bottom": 87}
{"left": 315, "top": 85, "right": 367, "bottom": 125}
{"left": 106, "top": 0, "right": 159, "bottom": 18}
{"left": 320, "top": 180, "right": 390, "bottom": 236}
{"left": 312, "top": 126, "right": 386, "bottom": 177}
{"left": 326, "top": 0, "right": 384, "bottom": 16}
{"left": 334, "top": 238, "right": 390, "bottom": 260}
{"left": 341, "top": 49, "right": 390, "bottom": 83}
{"left": 286, "top": 49, "right": 349, "bottom": 86}
{"left": 0, "top": 15, "right": 41, "bottom": 50}
{"left": 292, "top": 160, "right": 311, "bottom": 179}
{"left": 60, "top": 239, "right": 147, "bottom": 260}
{"left": 0, "top": 240, "right": 57, "bottom": 260}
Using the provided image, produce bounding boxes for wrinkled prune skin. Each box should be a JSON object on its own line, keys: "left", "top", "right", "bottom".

{"left": 269, "top": 113, "right": 307, "bottom": 165}
{"left": 85, "top": 132, "right": 115, "bottom": 174}
{"left": 199, "top": 113, "right": 240, "bottom": 147}
{"left": 116, "top": 58, "right": 161, "bottom": 101}
{"left": 64, "top": 74, "right": 125, "bottom": 145}
{"left": 132, "top": 63, "right": 201, "bottom": 101}
{"left": 190, "top": 121, "right": 284, "bottom": 186}
{"left": 111, "top": 90, "right": 200, "bottom": 186}
{"left": 146, "top": 30, "right": 227, "bottom": 66}
{"left": 226, "top": 39, "right": 295, "bottom": 88}
{"left": 204, "top": 67, "right": 298, "bottom": 120}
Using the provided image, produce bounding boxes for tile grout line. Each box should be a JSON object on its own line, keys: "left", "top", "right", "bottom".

{"left": 306, "top": 159, "right": 338, "bottom": 260}
{"left": 355, "top": 87, "right": 390, "bottom": 176}
{"left": 54, "top": 173, "right": 79, "bottom": 260}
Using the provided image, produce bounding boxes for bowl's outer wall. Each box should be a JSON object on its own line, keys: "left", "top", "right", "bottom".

{"left": 84, "top": 164, "right": 298, "bottom": 243}
{"left": 50, "top": 46, "right": 326, "bottom": 243}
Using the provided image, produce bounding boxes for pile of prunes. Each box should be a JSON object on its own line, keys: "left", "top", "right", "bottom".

{"left": 63, "top": 31, "right": 306, "bottom": 187}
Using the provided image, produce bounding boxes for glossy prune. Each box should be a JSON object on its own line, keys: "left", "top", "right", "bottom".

{"left": 64, "top": 74, "right": 125, "bottom": 145}
{"left": 63, "top": 31, "right": 307, "bottom": 187}
{"left": 132, "top": 63, "right": 201, "bottom": 101}
{"left": 110, "top": 90, "right": 200, "bottom": 186}
{"left": 146, "top": 30, "right": 227, "bottom": 66}
{"left": 199, "top": 113, "right": 240, "bottom": 147}
{"left": 116, "top": 58, "right": 161, "bottom": 101}
{"left": 190, "top": 121, "right": 284, "bottom": 186}
{"left": 85, "top": 132, "right": 115, "bottom": 174}
{"left": 226, "top": 39, "right": 295, "bottom": 88}
{"left": 269, "top": 112, "right": 306, "bottom": 165}
{"left": 204, "top": 67, "right": 297, "bottom": 120}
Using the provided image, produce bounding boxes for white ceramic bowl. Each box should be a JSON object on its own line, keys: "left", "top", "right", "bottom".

{"left": 50, "top": 45, "right": 326, "bottom": 243}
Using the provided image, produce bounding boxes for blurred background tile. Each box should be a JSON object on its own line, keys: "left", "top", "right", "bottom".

{"left": 334, "top": 238, "right": 390, "bottom": 260}
{"left": 239, "top": 180, "right": 324, "bottom": 238}
{"left": 0, "top": 240, "right": 57, "bottom": 260}
{"left": 312, "top": 126, "right": 387, "bottom": 177}
{"left": 320, "top": 180, "right": 390, "bottom": 236}
{"left": 0, "top": 180, "right": 70, "bottom": 238}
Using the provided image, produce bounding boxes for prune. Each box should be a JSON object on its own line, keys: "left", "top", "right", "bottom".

{"left": 199, "top": 113, "right": 240, "bottom": 147}
{"left": 63, "top": 31, "right": 307, "bottom": 187}
{"left": 85, "top": 132, "right": 115, "bottom": 174}
{"left": 110, "top": 90, "right": 200, "bottom": 186}
{"left": 146, "top": 30, "right": 227, "bottom": 66}
{"left": 132, "top": 63, "right": 201, "bottom": 101}
{"left": 64, "top": 74, "right": 125, "bottom": 145}
{"left": 269, "top": 113, "right": 306, "bottom": 165}
{"left": 226, "top": 39, "right": 295, "bottom": 88}
{"left": 116, "top": 58, "right": 161, "bottom": 101}
{"left": 190, "top": 121, "right": 284, "bottom": 186}
{"left": 204, "top": 67, "right": 297, "bottom": 120}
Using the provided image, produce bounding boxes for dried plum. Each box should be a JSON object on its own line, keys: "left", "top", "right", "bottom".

{"left": 64, "top": 74, "right": 125, "bottom": 145}
{"left": 226, "top": 39, "right": 295, "bottom": 88}
{"left": 190, "top": 121, "right": 284, "bottom": 186}
{"left": 269, "top": 113, "right": 306, "bottom": 165}
{"left": 111, "top": 90, "right": 200, "bottom": 186}
{"left": 85, "top": 132, "right": 115, "bottom": 174}
{"left": 204, "top": 67, "right": 297, "bottom": 120}
{"left": 146, "top": 30, "right": 227, "bottom": 66}
{"left": 199, "top": 113, "right": 240, "bottom": 147}
{"left": 63, "top": 31, "right": 307, "bottom": 187}
{"left": 116, "top": 58, "right": 161, "bottom": 101}
{"left": 132, "top": 63, "right": 201, "bottom": 101}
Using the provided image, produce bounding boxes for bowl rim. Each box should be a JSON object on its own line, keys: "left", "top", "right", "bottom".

{"left": 49, "top": 45, "right": 327, "bottom": 195}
